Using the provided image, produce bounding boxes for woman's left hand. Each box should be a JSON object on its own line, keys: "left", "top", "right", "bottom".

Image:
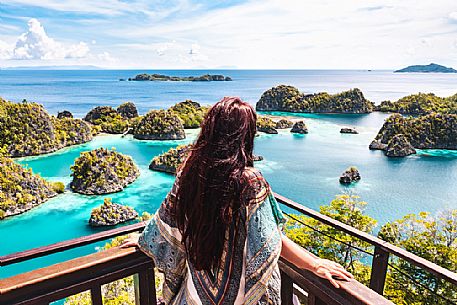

{"left": 120, "top": 233, "right": 140, "bottom": 248}
{"left": 311, "top": 258, "right": 354, "bottom": 288}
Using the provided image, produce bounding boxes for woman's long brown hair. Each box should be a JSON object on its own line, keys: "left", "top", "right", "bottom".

{"left": 174, "top": 97, "right": 257, "bottom": 271}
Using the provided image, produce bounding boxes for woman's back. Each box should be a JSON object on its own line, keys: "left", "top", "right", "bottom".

{"left": 138, "top": 166, "right": 286, "bottom": 305}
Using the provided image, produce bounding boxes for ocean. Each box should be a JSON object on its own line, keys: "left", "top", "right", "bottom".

{"left": 0, "top": 69, "right": 456, "bottom": 279}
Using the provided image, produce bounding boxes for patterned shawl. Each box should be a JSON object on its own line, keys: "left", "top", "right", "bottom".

{"left": 138, "top": 167, "right": 286, "bottom": 305}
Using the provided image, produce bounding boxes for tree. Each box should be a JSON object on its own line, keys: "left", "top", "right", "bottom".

{"left": 284, "top": 194, "right": 377, "bottom": 284}
{"left": 379, "top": 210, "right": 457, "bottom": 304}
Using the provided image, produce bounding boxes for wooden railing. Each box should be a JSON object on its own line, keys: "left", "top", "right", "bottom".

{"left": 0, "top": 193, "right": 455, "bottom": 305}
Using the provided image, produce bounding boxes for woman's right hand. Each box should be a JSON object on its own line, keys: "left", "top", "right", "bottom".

{"left": 120, "top": 232, "right": 140, "bottom": 248}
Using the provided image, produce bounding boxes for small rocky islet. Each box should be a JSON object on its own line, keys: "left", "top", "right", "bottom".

{"left": 89, "top": 198, "right": 138, "bottom": 227}
{"left": 70, "top": 148, "right": 140, "bottom": 195}
{"left": 339, "top": 166, "right": 361, "bottom": 184}
{"left": 256, "top": 117, "right": 278, "bottom": 134}
{"left": 128, "top": 73, "right": 232, "bottom": 82}
{"left": 340, "top": 127, "right": 358, "bottom": 134}
{"left": 290, "top": 121, "right": 308, "bottom": 134}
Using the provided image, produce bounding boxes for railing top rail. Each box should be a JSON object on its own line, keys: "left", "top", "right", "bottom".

{"left": 274, "top": 192, "right": 457, "bottom": 286}
{"left": 0, "top": 222, "right": 146, "bottom": 267}
{"left": 1, "top": 193, "right": 456, "bottom": 286}
{"left": 1, "top": 246, "right": 389, "bottom": 305}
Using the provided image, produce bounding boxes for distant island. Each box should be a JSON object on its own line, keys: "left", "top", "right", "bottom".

{"left": 128, "top": 73, "right": 232, "bottom": 82}
{"left": 395, "top": 63, "right": 457, "bottom": 73}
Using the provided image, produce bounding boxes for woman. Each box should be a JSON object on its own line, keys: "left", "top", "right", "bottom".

{"left": 122, "top": 97, "right": 352, "bottom": 304}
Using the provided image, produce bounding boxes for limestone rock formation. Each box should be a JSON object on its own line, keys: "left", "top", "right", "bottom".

{"left": 0, "top": 98, "right": 92, "bottom": 157}
{"left": 290, "top": 121, "right": 308, "bottom": 134}
{"left": 134, "top": 110, "right": 185, "bottom": 140}
{"left": 340, "top": 127, "right": 358, "bottom": 134}
{"left": 371, "top": 113, "right": 457, "bottom": 153}
{"left": 149, "top": 145, "right": 190, "bottom": 174}
{"left": 0, "top": 157, "right": 61, "bottom": 219}
{"left": 70, "top": 148, "right": 139, "bottom": 195}
{"left": 339, "top": 167, "right": 361, "bottom": 184}
{"left": 275, "top": 119, "right": 294, "bottom": 129}
{"left": 57, "top": 110, "right": 73, "bottom": 119}
{"left": 256, "top": 117, "right": 278, "bottom": 134}
{"left": 170, "top": 100, "right": 208, "bottom": 128}
{"left": 89, "top": 198, "right": 138, "bottom": 227}
{"left": 257, "top": 85, "right": 374, "bottom": 113}
{"left": 117, "top": 102, "right": 139, "bottom": 119}
{"left": 385, "top": 134, "right": 416, "bottom": 157}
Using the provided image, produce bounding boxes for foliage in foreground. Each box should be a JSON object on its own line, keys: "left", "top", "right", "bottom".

{"left": 284, "top": 194, "right": 457, "bottom": 304}
{"left": 379, "top": 211, "right": 457, "bottom": 304}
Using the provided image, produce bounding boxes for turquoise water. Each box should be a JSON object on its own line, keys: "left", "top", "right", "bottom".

{"left": 1, "top": 70, "right": 457, "bottom": 278}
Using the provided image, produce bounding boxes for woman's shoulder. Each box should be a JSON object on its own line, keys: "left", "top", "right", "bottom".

{"left": 242, "top": 166, "right": 265, "bottom": 183}
{"left": 241, "top": 167, "right": 270, "bottom": 204}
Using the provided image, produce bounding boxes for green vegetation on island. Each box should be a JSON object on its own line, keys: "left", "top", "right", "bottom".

{"left": 256, "top": 116, "right": 278, "bottom": 134}
{"left": 117, "top": 102, "right": 139, "bottom": 119}
{"left": 256, "top": 85, "right": 374, "bottom": 113}
{"left": 0, "top": 157, "right": 62, "bottom": 219}
{"left": 149, "top": 144, "right": 264, "bottom": 174}
{"left": 149, "top": 145, "right": 191, "bottom": 174}
{"left": 0, "top": 98, "right": 92, "bottom": 157}
{"left": 129, "top": 73, "right": 232, "bottom": 82}
{"left": 370, "top": 113, "right": 457, "bottom": 156}
{"left": 170, "top": 100, "right": 208, "bottom": 128}
{"left": 376, "top": 93, "right": 457, "bottom": 115}
{"left": 89, "top": 198, "right": 138, "bottom": 226}
{"left": 285, "top": 194, "right": 457, "bottom": 304}
{"left": 70, "top": 148, "right": 139, "bottom": 195}
{"left": 275, "top": 118, "right": 294, "bottom": 129}
{"left": 84, "top": 106, "right": 130, "bottom": 134}
{"left": 395, "top": 63, "right": 457, "bottom": 73}
{"left": 134, "top": 109, "right": 185, "bottom": 140}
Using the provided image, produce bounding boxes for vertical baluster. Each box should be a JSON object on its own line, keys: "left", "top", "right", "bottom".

{"left": 137, "top": 266, "right": 156, "bottom": 305}
{"left": 280, "top": 270, "right": 294, "bottom": 305}
{"left": 369, "top": 246, "right": 389, "bottom": 295}
{"left": 90, "top": 286, "right": 103, "bottom": 305}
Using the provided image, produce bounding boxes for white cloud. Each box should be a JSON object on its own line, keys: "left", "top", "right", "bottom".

{"left": 0, "top": 40, "right": 12, "bottom": 59}
{"left": 97, "top": 51, "right": 116, "bottom": 63}
{"left": 449, "top": 11, "right": 457, "bottom": 22}
{"left": 11, "top": 18, "right": 89, "bottom": 60}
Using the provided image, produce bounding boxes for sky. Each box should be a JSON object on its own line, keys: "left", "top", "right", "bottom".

{"left": 0, "top": 0, "right": 457, "bottom": 69}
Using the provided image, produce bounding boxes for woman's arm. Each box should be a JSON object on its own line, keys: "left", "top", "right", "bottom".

{"left": 281, "top": 234, "right": 353, "bottom": 288}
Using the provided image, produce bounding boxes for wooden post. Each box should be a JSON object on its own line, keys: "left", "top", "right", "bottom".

{"left": 138, "top": 266, "right": 156, "bottom": 305}
{"left": 90, "top": 286, "right": 103, "bottom": 305}
{"left": 280, "top": 270, "right": 294, "bottom": 305}
{"left": 369, "top": 246, "right": 390, "bottom": 295}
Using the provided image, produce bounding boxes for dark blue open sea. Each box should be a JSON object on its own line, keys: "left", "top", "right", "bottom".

{"left": 1, "top": 69, "right": 457, "bottom": 278}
